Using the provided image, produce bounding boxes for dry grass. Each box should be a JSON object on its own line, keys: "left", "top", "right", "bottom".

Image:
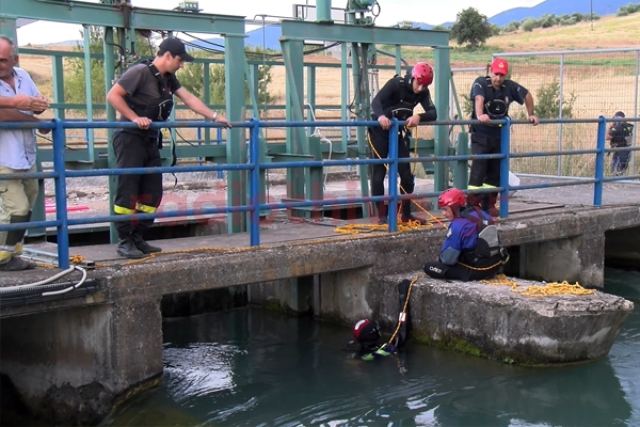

{"left": 487, "top": 13, "right": 640, "bottom": 51}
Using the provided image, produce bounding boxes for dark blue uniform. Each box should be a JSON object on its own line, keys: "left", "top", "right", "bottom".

{"left": 469, "top": 76, "right": 529, "bottom": 188}
{"left": 424, "top": 209, "right": 504, "bottom": 281}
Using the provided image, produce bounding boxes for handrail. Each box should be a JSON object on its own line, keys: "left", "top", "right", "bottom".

{"left": 0, "top": 116, "right": 638, "bottom": 268}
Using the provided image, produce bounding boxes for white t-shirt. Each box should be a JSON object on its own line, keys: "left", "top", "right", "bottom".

{"left": 0, "top": 67, "right": 41, "bottom": 170}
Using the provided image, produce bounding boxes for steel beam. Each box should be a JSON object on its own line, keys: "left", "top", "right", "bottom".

{"left": 0, "top": 1, "right": 245, "bottom": 36}
{"left": 280, "top": 20, "right": 449, "bottom": 47}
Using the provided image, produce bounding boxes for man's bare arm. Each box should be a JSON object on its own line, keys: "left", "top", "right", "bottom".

{"left": 0, "top": 94, "right": 49, "bottom": 113}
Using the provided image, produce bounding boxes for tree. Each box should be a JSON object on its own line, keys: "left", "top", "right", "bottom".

{"left": 65, "top": 26, "right": 155, "bottom": 105}
{"left": 177, "top": 50, "right": 273, "bottom": 113}
{"left": 450, "top": 8, "right": 492, "bottom": 49}
{"left": 534, "top": 79, "right": 576, "bottom": 119}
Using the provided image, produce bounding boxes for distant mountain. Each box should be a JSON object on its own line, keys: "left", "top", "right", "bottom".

{"left": 189, "top": 24, "right": 282, "bottom": 52}
{"left": 489, "top": 0, "right": 638, "bottom": 26}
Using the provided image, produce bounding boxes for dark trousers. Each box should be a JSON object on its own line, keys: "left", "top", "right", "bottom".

{"left": 423, "top": 261, "right": 501, "bottom": 281}
{"left": 368, "top": 125, "right": 415, "bottom": 197}
{"left": 113, "top": 131, "right": 163, "bottom": 239}
{"left": 469, "top": 132, "right": 502, "bottom": 187}
{"left": 611, "top": 150, "right": 630, "bottom": 175}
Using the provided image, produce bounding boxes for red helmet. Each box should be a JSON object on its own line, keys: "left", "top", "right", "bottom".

{"left": 490, "top": 57, "right": 509, "bottom": 76}
{"left": 412, "top": 62, "right": 433, "bottom": 86}
{"left": 438, "top": 188, "right": 466, "bottom": 209}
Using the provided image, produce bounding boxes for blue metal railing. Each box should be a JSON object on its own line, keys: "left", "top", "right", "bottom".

{"left": 0, "top": 116, "right": 638, "bottom": 269}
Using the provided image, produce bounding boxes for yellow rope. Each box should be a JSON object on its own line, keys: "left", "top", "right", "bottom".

{"left": 384, "top": 275, "right": 418, "bottom": 348}
{"left": 479, "top": 274, "right": 594, "bottom": 297}
{"left": 479, "top": 274, "right": 519, "bottom": 289}
{"left": 335, "top": 216, "right": 446, "bottom": 235}
{"left": 458, "top": 259, "right": 505, "bottom": 272}
{"left": 515, "top": 281, "right": 594, "bottom": 297}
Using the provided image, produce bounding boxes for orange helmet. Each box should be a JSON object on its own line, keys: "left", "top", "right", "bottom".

{"left": 412, "top": 62, "right": 433, "bottom": 86}
{"left": 438, "top": 188, "right": 466, "bottom": 209}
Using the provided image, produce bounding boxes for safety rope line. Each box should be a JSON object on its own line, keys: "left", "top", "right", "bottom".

{"left": 335, "top": 216, "right": 445, "bottom": 234}
{"left": 479, "top": 274, "right": 595, "bottom": 297}
{"left": 457, "top": 258, "right": 506, "bottom": 271}
{"left": 384, "top": 275, "right": 418, "bottom": 348}
{"left": 366, "top": 130, "right": 447, "bottom": 230}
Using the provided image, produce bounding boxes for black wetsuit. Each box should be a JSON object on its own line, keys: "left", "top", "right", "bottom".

{"left": 369, "top": 74, "right": 437, "bottom": 205}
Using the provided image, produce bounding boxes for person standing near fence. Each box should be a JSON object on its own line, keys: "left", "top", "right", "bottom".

{"left": 0, "top": 35, "right": 50, "bottom": 271}
{"left": 468, "top": 57, "right": 539, "bottom": 216}
{"left": 606, "top": 111, "right": 633, "bottom": 176}
{"left": 107, "top": 37, "right": 230, "bottom": 259}
{"left": 369, "top": 62, "right": 437, "bottom": 225}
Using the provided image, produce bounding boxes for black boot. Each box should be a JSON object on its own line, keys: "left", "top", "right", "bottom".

{"left": 376, "top": 202, "right": 388, "bottom": 225}
{"left": 0, "top": 256, "right": 36, "bottom": 271}
{"left": 400, "top": 200, "right": 426, "bottom": 225}
{"left": 132, "top": 232, "right": 162, "bottom": 254}
{"left": 483, "top": 193, "right": 499, "bottom": 217}
{"left": 117, "top": 238, "right": 147, "bottom": 259}
{"left": 466, "top": 193, "right": 483, "bottom": 209}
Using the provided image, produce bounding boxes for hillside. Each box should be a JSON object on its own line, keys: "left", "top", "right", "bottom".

{"left": 489, "top": 0, "right": 639, "bottom": 26}
{"left": 486, "top": 11, "right": 640, "bottom": 51}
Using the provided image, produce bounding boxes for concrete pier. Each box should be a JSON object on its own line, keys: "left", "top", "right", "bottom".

{"left": 375, "top": 272, "right": 634, "bottom": 365}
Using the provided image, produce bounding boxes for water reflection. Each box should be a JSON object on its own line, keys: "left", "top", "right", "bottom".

{"left": 103, "top": 269, "right": 639, "bottom": 427}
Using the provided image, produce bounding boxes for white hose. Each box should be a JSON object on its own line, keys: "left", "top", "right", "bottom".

{"left": 0, "top": 265, "right": 88, "bottom": 296}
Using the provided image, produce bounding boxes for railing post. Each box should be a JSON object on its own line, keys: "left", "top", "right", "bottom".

{"left": 388, "top": 119, "right": 399, "bottom": 232}
{"left": 52, "top": 119, "right": 70, "bottom": 269}
{"left": 249, "top": 119, "right": 261, "bottom": 246}
{"left": 499, "top": 117, "right": 511, "bottom": 218}
{"left": 594, "top": 115, "right": 606, "bottom": 207}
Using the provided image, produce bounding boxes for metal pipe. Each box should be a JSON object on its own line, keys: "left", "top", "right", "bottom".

{"left": 316, "top": 0, "right": 332, "bottom": 23}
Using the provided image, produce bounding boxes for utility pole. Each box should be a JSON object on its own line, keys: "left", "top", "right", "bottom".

{"left": 590, "top": 0, "right": 594, "bottom": 30}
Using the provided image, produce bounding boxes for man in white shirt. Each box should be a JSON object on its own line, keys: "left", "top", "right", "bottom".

{"left": 0, "top": 35, "right": 50, "bottom": 271}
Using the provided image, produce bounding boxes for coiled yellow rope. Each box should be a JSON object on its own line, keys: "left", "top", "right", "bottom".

{"left": 515, "top": 281, "right": 594, "bottom": 297}
{"left": 479, "top": 274, "right": 594, "bottom": 297}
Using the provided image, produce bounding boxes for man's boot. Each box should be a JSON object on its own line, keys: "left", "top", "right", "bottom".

{"left": 483, "top": 193, "right": 499, "bottom": 217}
{"left": 466, "top": 193, "right": 483, "bottom": 209}
{"left": 132, "top": 231, "right": 162, "bottom": 254}
{"left": 400, "top": 200, "right": 426, "bottom": 225}
{"left": 376, "top": 202, "right": 388, "bottom": 225}
{"left": 0, "top": 256, "right": 36, "bottom": 271}
{"left": 117, "top": 237, "right": 147, "bottom": 259}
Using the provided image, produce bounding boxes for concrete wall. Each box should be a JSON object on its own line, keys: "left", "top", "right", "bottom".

{"left": 0, "top": 299, "right": 162, "bottom": 425}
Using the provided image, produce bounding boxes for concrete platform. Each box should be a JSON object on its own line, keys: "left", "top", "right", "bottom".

{"left": 378, "top": 272, "right": 635, "bottom": 365}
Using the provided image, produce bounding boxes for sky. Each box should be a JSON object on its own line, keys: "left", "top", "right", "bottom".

{"left": 16, "top": 0, "right": 545, "bottom": 46}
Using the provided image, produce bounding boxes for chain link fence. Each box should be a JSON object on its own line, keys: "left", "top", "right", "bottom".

{"left": 452, "top": 48, "right": 640, "bottom": 178}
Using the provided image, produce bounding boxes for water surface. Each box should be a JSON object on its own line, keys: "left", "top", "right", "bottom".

{"left": 102, "top": 268, "right": 640, "bottom": 426}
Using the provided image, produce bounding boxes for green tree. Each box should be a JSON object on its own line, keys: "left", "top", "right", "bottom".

{"left": 534, "top": 79, "right": 576, "bottom": 119}
{"left": 177, "top": 50, "right": 273, "bottom": 114}
{"left": 450, "top": 8, "right": 492, "bottom": 49}
{"left": 64, "top": 26, "right": 154, "bottom": 104}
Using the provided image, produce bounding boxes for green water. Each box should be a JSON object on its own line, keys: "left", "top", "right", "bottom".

{"left": 102, "top": 268, "right": 640, "bottom": 427}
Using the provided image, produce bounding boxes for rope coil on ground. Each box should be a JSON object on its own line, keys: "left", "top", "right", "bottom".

{"left": 480, "top": 274, "right": 594, "bottom": 297}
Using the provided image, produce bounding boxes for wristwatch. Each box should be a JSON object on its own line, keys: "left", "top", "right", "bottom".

{"left": 211, "top": 112, "right": 218, "bottom": 121}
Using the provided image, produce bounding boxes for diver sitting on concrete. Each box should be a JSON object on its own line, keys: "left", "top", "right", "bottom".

{"left": 424, "top": 188, "right": 508, "bottom": 281}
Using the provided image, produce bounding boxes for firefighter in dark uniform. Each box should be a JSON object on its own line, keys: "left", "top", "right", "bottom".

{"left": 606, "top": 111, "right": 634, "bottom": 176}
{"left": 468, "top": 57, "right": 539, "bottom": 216}
{"left": 106, "top": 37, "right": 230, "bottom": 259}
{"left": 369, "top": 62, "right": 437, "bottom": 224}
